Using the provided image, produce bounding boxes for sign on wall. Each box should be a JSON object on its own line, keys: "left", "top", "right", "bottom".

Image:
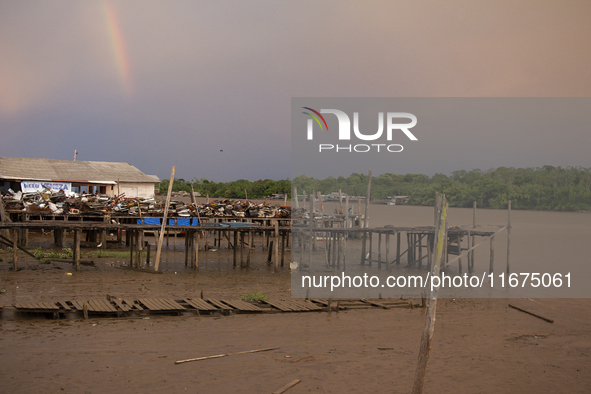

{"left": 21, "top": 181, "right": 72, "bottom": 193}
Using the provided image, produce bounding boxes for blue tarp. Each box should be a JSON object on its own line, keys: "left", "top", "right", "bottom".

{"left": 139, "top": 218, "right": 161, "bottom": 225}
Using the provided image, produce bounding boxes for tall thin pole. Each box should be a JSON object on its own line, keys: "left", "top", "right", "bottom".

{"left": 412, "top": 195, "right": 447, "bottom": 394}
{"left": 154, "top": 166, "right": 175, "bottom": 271}
{"left": 364, "top": 170, "right": 372, "bottom": 228}
{"left": 361, "top": 170, "right": 372, "bottom": 265}
{"left": 507, "top": 200, "right": 511, "bottom": 274}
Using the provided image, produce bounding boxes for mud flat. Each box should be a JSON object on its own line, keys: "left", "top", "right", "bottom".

{"left": 1, "top": 259, "right": 591, "bottom": 393}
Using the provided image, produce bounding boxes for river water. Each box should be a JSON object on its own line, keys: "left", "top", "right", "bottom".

{"left": 295, "top": 202, "right": 591, "bottom": 298}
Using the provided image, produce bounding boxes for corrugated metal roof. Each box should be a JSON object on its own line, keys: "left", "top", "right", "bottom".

{"left": 0, "top": 157, "right": 159, "bottom": 183}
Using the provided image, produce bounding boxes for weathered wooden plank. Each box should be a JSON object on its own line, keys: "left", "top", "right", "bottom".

{"left": 183, "top": 298, "right": 218, "bottom": 311}
{"left": 123, "top": 298, "right": 143, "bottom": 311}
{"left": 207, "top": 298, "right": 232, "bottom": 310}
{"left": 87, "top": 299, "right": 102, "bottom": 312}
{"left": 360, "top": 299, "right": 391, "bottom": 309}
{"left": 151, "top": 298, "right": 172, "bottom": 310}
{"left": 57, "top": 301, "right": 71, "bottom": 311}
{"left": 263, "top": 299, "right": 296, "bottom": 312}
{"left": 161, "top": 298, "right": 186, "bottom": 310}
{"left": 113, "top": 299, "right": 130, "bottom": 312}
{"left": 70, "top": 300, "right": 84, "bottom": 311}
{"left": 138, "top": 298, "right": 160, "bottom": 311}
{"left": 279, "top": 299, "right": 314, "bottom": 311}
{"left": 221, "top": 299, "right": 262, "bottom": 312}
{"left": 96, "top": 299, "right": 117, "bottom": 312}
{"left": 289, "top": 299, "right": 322, "bottom": 311}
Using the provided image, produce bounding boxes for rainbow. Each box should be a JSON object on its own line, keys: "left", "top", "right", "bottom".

{"left": 103, "top": 1, "right": 132, "bottom": 97}
{"left": 302, "top": 107, "right": 329, "bottom": 131}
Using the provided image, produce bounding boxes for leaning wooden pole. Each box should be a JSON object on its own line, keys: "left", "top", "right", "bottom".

{"left": 412, "top": 195, "right": 447, "bottom": 394}
{"left": 154, "top": 166, "right": 176, "bottom": 271}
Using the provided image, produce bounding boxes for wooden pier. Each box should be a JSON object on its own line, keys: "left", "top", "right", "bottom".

{"left": 0, "top": 216, "right": 291, "bottom": 272}
{"left": 3, "top": 296, "right": 415, "bottom": 319}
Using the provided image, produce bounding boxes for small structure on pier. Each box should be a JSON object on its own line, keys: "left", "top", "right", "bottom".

{"left": 0, "top": 156, "right": 159, "bottom": 198}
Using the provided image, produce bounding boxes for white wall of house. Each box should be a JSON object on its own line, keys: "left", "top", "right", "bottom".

{"left": 118, "top": 182, "right": 155, "bottom": 198}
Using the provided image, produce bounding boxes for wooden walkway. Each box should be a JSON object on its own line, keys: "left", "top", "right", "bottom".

{"left": 5, "top": 297, "right": 414, "bottom": 319}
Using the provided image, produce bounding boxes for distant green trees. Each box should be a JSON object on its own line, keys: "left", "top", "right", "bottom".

{"left": 158, "top": 166, "right": 591, "bottom": 210}
{"left": 158, "top": 177, "right": 291, "bottom": 199}
{"left": 292, "top": 166, "right": 591, "bottom": 211}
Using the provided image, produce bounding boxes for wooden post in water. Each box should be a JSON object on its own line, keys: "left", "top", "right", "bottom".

{"left": 364, "top": 170, "right": 372, "bottom": 227}
{"left": 274, "top": 220, "right": 279, "bottom": 272}
{"left": 233, "top": 230, "right": 238, "bottom": 267}
{"left": 467, "top": 230, "right": 472, "bottom": 273}
{"left": 135, "top": 230, "right": 141, "bottom": 268}
{"left": 129, "top": 230, "right": 134, "bottom": 267}
{"left": 194, "top": 231, "right": 199, "bottom": 270}
{"left": 0, "top": 195, "right": 7, "bottom": 223}
{"left": 412, "top": 195, "right": 447, "bottom": 394}
{"left": 418, "top": 234, "right": 423, "bottom": 270}
{"left": 12, "top": 229, "right": 18, "bottom": 271}
{"left": 73, "top": 229, "right": 81, "bottom": 272}
{"left": 361, "top": 170, "right": 372, "bottom": 265}
{"left": 378, "top": 233, "right": 382, "bottom": 269}
{"left": 385, "top": 233, "right": 390, "bottom": 271}
{"left": 281, "top": 230, "right": 286, "bottom": 267}
{"left": 345, "top": 195, "right": 350, "bottom": 227}
{"left": 471, "top": 201, "right": 476, "bottom": 271}
{"left": 396, "top": 232, "right": 401, "bottom": 265}
{"left": 489, "top": 235, "right": 495, "bottom": 274}
{"left": 434, "top": 192, "right": 439, "bottom": 225}
{"left": 247, "top": 230, "right": 252, "bottom": 268}
{"left": 240, "top": 231, "right": 245, "bottom": 268}
{"left": 155, "top": 166, "right": 175, "bottom": 271}
{"left": 457, "top": 233, "right": 462, "bottom": 274}
{"left": 507, "top": 200, "right": 511, "bottom": 274}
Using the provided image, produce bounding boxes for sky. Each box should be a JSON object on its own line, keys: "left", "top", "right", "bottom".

{"left": 1, "top": 0, "right": 590, "bottom": 182}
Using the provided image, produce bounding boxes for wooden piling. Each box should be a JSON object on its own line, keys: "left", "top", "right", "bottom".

{"left": 345, "top": 195, "right": 350, "bottom": 227}
{"left": 233, "top": 230, "right": 238, "bottom": 267}
{"left": 240, "top": 231, "right": 245, "bottom": 268}
{"left": 129, "top": 230, "right": 134, "bottom": 267}
{"left": 489, "top": 235, "right": 495, "bottom": 274}
{"left": 281, "top": 231, "right": 286, "bottom": 267}
{"left": 418, "top": 234, "right": 423, "bottom": 270}
{"left": 146, "top": 243, "right": 151, "bottom": 267}
{"left": 247, "top": 230, "right": 252, "bottom": 268}
{"left": 274, "top": 220, "right": 279, "bottom": 272}
{"left": 73, "top": 229, "right": 81, "bottom": 272}
{"left": 457, "top": 234, "right": 462, "bottom": 274}
{"left": 507, "top": 200, "right": 511, "bottom": 274}
{"left": 378, "top": 232, "right": 382, "bottom": 269}
{"left": 385, "top": 233, "right": 390, "bottom": 271}
{"left": 396, "top": 232, "right": 401, "bottom": 265}
{"left": 412, "top": 195, "right": 447, "bottom": 394}
{"left": 12, "top": 228, "right": 18, "bottom": 271}
{"left": 194, "top": 231, "right": 199, "bottom": 270}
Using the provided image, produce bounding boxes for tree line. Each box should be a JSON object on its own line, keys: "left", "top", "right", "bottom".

{"left": 292, "top": 166, "right": 591, "bottom": 211}
{"left": 159, "top": 166, "right": 591, "bottom": 211}
{"left": 159, "top": 178, "right": 291, "bottom": 200}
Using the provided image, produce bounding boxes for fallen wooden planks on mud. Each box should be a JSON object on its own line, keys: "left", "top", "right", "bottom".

{"left": 5, "top": 296, "right": 416, "bottom": 319}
